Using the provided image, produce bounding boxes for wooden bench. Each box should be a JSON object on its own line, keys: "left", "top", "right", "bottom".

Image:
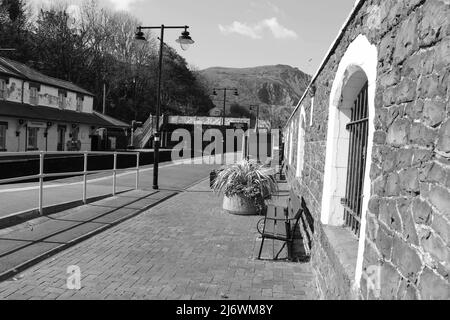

{"left": 256, "top": 188, "right": 304, "bottom": 260}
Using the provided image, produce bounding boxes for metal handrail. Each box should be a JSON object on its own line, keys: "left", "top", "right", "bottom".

{"left": 0, "top": 151, "right": 137, "bottom": 156}
{"left": 0, "top": 151, "right": 141, "bottom": 215}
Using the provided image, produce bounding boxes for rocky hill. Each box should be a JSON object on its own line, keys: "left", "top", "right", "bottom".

{"left": 199, "top": 64, "right": 310, "bottom": 106}
{"left": 198, "top": 64, "right": 311, "bottom": 127}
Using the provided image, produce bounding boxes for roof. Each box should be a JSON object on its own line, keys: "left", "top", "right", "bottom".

{"left": 93, "top": 111, "right": 130, "bottom": 128}
{"left": 0, "top": 63, "right": 22, "bottom": 79}
{"left": 0, "top": 57, "right": 94, "bottom": 97}
{"left": 0, "top": 100, "right": 130, "bottom": 129}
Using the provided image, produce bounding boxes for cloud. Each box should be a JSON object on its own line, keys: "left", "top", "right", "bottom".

{"left": 219, "top": 17, "right": 297, "bottom": 40}
{"left": 263, "top": 17, "right": 297, "bottom": 39}
{"left": 266, "top": 1, "right": 282, "bottom": 14}
{"left": 250, "top": 1, "right": 283, "bottom": 14}
{"left": 219, "top": 21, "right": 263, "bottom": 39}
{"left": 108, "top": 0, "right": 142, "bottom": 11}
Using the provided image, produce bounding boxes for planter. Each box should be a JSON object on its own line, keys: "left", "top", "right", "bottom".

{"left": 223, "top": 195, "right": 258, "bottom": 216}
{"left": 210, "top": 169, "right": 223, "bottom": 188}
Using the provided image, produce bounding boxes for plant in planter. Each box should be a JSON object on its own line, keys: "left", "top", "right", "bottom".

{"left": 212, "top": 160, "right": 278, "bottom": 215}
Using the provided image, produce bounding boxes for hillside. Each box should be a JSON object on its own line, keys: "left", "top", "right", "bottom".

{"left": 200, "top": 64, "right": 310, "bottom": 106}
{"left": 198, "top": 64, "right": 311, "bottom": 127}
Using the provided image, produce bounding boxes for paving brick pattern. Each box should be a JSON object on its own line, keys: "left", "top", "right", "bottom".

{"left": 0, "top": 179, "right": 318, "bottom": 300}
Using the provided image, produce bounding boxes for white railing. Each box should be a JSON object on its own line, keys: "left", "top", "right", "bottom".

{"left": 133, "top": 115, "right": 154, "bottom": 148}
{"left": 0, "top": 151, "right": 141, "bottom": 215}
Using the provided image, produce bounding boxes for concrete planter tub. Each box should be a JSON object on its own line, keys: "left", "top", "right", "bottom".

{"left": 222, "top": 195, "right": 258, "bottom": 216}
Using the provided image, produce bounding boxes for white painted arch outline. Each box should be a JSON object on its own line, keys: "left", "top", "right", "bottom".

{"left": 320, "top": 34, "right": 378, "bottom": 290}
{"left": 288, "top": 120, "right": 294, "bottom": 165}
{"left": 296, "top": 105, "right": 306, "bottom": 178}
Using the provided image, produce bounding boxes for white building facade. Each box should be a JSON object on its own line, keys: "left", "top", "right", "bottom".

{"left": 0, "top": 57, "right": 128, "bottom": 152}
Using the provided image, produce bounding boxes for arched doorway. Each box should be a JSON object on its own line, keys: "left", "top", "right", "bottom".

{"left": 341, "top": 75, "right": 369, "bottom": 236}
{"left": 321, "top": 34, "right": 378, "bottom": 290}
{"left": 324, "top": 69, "right": 369, "bottom": 233}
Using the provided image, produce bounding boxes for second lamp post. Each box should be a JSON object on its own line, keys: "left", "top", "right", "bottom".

{"left": 212, "top": 87, "right": 239, "bottom": 164}
{"left": 249, "top": 105, "right": 260, "bottom": 163}
{"left": 135, "top": 25, "right": 194, "bottom": 189}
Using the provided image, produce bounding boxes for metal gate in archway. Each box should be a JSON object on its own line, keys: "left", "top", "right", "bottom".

{"left": 342, "top": 82, "right": 369, "bottom": 236}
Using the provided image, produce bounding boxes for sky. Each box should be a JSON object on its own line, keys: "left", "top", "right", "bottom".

{"left": 29, "top": 0, "right": 358, "bottom": 75}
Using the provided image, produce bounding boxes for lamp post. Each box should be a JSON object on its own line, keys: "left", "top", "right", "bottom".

{"left": 212, "top": 87, "right": 239, "bottom": 164}
{"left": 135, "top": 25, "right": 194, "bottom": 190}
{"left": 249, "top": 105, "right": 260, "bottom": 163}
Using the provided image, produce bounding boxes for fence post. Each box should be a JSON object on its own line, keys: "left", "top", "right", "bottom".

{"left": 39, "top": 152, "right": 44, "bottom": 215}
{"left": 113, "top": 153, "right": 117, "bottom": 196}
{"left": 135, "top": 152, "right": 140, "bottom": 190}
{"left": 83, "top": 152, "right": 88, "bottom": 204}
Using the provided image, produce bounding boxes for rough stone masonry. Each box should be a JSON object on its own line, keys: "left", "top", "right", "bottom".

{"left": 283, "top": 0, "right": 449, "bottom": 300}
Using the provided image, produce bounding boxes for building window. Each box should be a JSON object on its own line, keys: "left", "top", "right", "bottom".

{"left": 342, "top": 82, "right": 369, "bottom": 236}
{"left": 28, "top": 127, "right": 38, "bottom": 150}
{"left": 0, "top": 122, "right": 7, "bottom": 151}
{"left": 71, "top": 126, "right": 79, "bottom": 140}
{"left": 76, "top": 96, "right": 83, "bottom": 112}
{"left": 30, "top": 87, "right": 39, "bottom": 105}
{"left": 0, "top": 79, "right": 6, "bottom": 100}
{"left": 58, "top": 92, "right": 66, "bottom": 109}
{"left": 57, "top": 126, "right": 66, "bottom": 151}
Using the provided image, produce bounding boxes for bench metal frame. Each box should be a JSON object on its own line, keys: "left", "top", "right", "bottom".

{"left": 256, "top": 192, "right": 303, "bottom": 260}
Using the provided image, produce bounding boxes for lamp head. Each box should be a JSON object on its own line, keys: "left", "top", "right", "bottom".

{"left": 176, "top": 27, "right": 194, "bottom": 51}
{"left": 135, "top": 27, "right": 147, "bottom": 42}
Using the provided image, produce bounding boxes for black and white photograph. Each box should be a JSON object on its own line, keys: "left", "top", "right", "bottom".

{"left": 0, "top": 0, "right": 449, "bottom": 305}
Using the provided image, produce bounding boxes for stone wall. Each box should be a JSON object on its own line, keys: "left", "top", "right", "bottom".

{"left": 283, "top": 0, "right": 449, "bottom": 299}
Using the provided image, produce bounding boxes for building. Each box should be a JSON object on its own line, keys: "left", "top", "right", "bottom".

{"left": 0, "top": 57, "right": 129, "bottom": 152}
{"left": 282, "top": 0, "right": 449, "bottom": 299}
{"left": 133, "top": 114, "right": 251, "bottom": 150}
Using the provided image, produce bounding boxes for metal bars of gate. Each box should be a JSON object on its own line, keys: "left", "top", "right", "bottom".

{"left": 0, "top": 151, "right": 141, "bottom": 215}
{"left": 342, "top": 82, "right": 369, "bottom": 236}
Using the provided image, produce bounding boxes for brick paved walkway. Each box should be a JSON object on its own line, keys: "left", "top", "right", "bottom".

{"left": 0, "top": 178, "right": 318, "bottom": 300}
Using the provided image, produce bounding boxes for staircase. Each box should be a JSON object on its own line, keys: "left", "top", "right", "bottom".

{"left": 133, "top": 115, "right": 164, "bottom": 149}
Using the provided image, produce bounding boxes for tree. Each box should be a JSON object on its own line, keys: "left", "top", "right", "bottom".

{"left": 229, "top": 103, "right": 252, "bottom": 118}
{"left": 0, "top": 0, "right": 33, "bottom": 62}
{"left": 31, "top": 8, "right": 88, "bottom": 82}
{"left": 0, "top": 0, "right": 215, "bottom": 123}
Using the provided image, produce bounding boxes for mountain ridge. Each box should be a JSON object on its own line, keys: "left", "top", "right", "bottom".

{"left": 197, "top": 64, "right": 311, "bottom": 127}
{"left": 199, "top": 64, "right": 311, "bottom": 107}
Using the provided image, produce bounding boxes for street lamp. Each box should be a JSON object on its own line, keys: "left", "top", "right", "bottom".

{"left": 135, "top": 25, "right": 194, "bottom": 190}
{"left": 249, "top": 105, "right": 260, "bottom": 163}
{"left": 212, "top": 87, "right": 239, "bottom": 164}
